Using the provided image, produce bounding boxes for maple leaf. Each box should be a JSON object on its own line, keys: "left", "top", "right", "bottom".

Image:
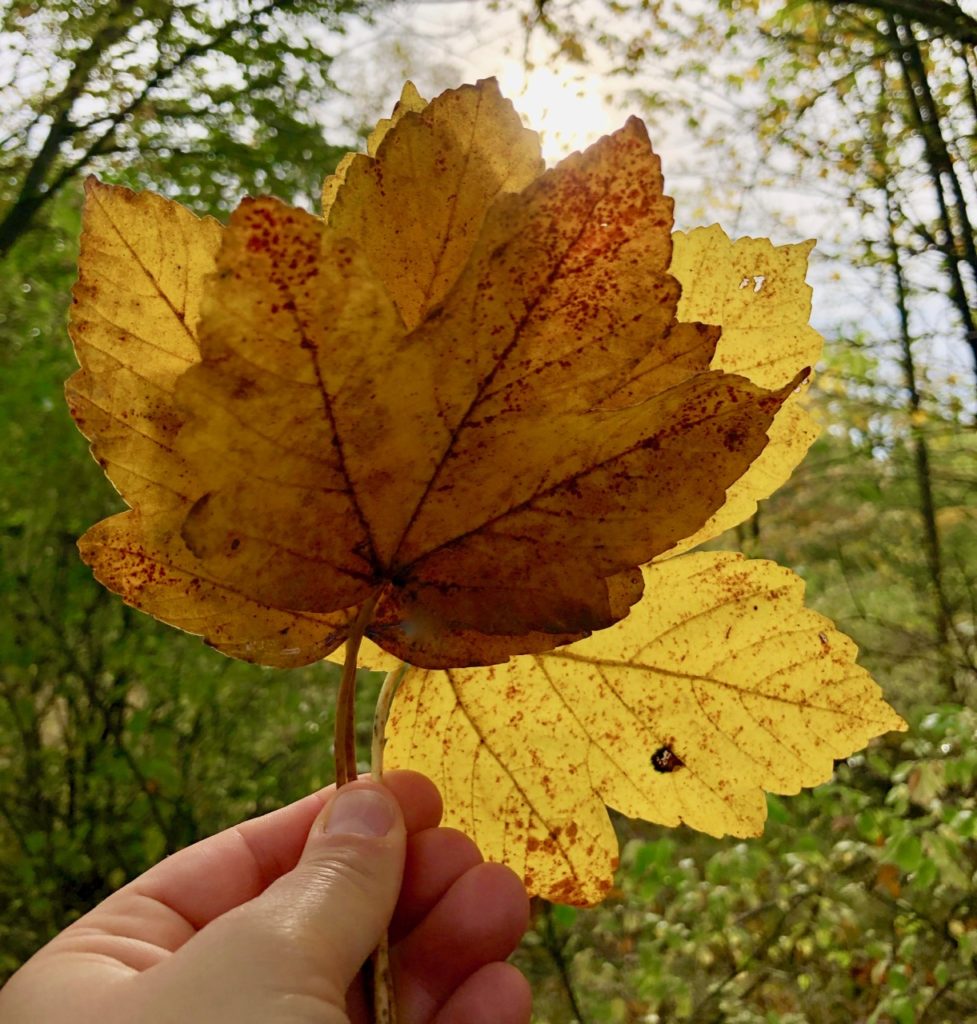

{"left": 66, "top": 79, "right": 906, "bottom": 927}
{"left": 383, "top": 554, "right": 907, "bottom": 905}
{"left": 332, "top": 206, "right": 826, "bottom": 674}
{"left": 328, "top": 181, "right": 906, "bottom": 903}
{"left": 67, "top": 79, "right": 802, "bottom": 669}
{"left": 660, "top": 226, "right": 823, "bottom": 557}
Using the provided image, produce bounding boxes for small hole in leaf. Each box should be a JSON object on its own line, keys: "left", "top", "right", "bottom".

{"left": 651, "top": 745, "right": 685, "bottom": 773}
{"left": 753, "top": 274, "right": 766, "bottom": 293}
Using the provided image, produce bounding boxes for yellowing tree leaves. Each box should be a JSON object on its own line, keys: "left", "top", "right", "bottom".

{"left": 68, "top": 80, "right": 802, "bottom": 669}
{"left": 660, "top": 226, "right": 824, "bottom": 556}
{"left": 385, "top": 553, "right": 906, "bottom": 904}
{"left": 67, "top": 80, "right": 904, "bottom": 917}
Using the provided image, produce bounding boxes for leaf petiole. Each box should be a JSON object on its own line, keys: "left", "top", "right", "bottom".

{"left": 370, "top": 659, "right": 411, "bottom": 1024}
{"left": 335, "top": 610, "right": 408, "bottom": 1024}
{"left": 334, "top": 593, "right": 379, "bottom": 788}
{"left": 372, "top": 661, "right": 411, "bottom": 781}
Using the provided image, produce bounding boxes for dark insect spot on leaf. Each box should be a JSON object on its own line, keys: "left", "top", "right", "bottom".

{"left": 723, "top": 428, "right": 745, "bottom": 451}
{"left": 232, "top": 377, "right": 257, "bottom": 400}
{"left": 230, "top": 537, "right": 240, "bottom": 551}
{"left": 651, "top": 745, "right": 685, "bottom": 773}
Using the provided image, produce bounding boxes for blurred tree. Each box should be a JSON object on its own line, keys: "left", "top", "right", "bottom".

{"left": 0, "top": 0, "right": 386, "bottom": 977}
{"left": 520, "top": 0, "right": 977, "bottom": 402}
{"left": 0, "top": 0, "right": 383, "bottom": 259}
{"left": 823, "top": 0, "right": 977, "bottom": 45}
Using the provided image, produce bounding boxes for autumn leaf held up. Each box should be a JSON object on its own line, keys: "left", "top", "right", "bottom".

{"left": 66, "top": 79, "right": 905, "bottom": 903}
{"left": 68, "top": 79, "right": 803, "bottom": 668}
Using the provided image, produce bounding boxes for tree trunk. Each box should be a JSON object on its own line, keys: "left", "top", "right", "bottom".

{"left": 883, "top": 184, "right": 959, "bottom": 694}
{"left": 824, "top": 0, "right": 977, "bottom": 45}
{"left": 887, "top": 14, "right": 977, "bottom": 409}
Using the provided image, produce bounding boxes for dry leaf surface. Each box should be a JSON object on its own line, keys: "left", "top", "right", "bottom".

{"left": 69, "top": 80, "right": 802, "bottom": 668}
{"left": 385, "top": 553, "right": 907, "bottom": 904}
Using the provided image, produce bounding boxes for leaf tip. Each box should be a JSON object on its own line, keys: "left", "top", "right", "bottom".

{"left": 398, "top": 80, "right": 427, "bottom": 108}
{"left": 622, "top": 114, "right": 650, "bottom": 142}
{"left": 474, "top": 75, "right": 501, "bottom": 94}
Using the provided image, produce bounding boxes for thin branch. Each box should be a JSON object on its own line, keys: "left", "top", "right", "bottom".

{"left": 0, "top": 0, "right": 296, "bottom": 257}
{"left": 541, "top": 901, "right": 588, "bottom": 1024}
{"left": 821, "top": 0, "right": 977, "bottom": 45}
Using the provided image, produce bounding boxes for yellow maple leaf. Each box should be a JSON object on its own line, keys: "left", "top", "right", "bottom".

{"left": 66, "top": 81, "right": 904, "bottom": 914}
{"left": 68, "top": 80, "right": 801, "bottom": 669}
{"left": 385, "top": 553, "right": 906, "bottom": 904}
{"left": 661, "top": 226, "right": 823, "bottom": 556}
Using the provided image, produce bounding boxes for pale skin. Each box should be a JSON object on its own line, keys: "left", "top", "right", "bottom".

{"left": 0, "top": 771, "right": 532, "bottom": 1024}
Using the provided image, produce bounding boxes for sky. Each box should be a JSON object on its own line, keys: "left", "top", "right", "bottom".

{"left": 321, "top": 0, "right": 971, "bottom": 419}
{"left": 316, "top": 2, "right": 967, "bottom": 408}
{"left": 324, "top": 1, "right": 624, "bottom": 165}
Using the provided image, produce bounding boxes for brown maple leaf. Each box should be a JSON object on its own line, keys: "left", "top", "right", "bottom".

{"left": 67, "top": 79, "right": 803, "bottom": 669}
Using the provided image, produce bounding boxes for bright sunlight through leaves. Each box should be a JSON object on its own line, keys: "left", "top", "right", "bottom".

{"left": 497, "top": 63, "right": 618, "bottom": 164}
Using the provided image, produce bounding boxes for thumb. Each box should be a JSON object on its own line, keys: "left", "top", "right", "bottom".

{"left": 247, "top": 781, "right": 406, "bottom": 1000}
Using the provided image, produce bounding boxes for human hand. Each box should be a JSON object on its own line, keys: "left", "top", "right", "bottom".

{"left": 0, "top": 771, "right": 531, "bottom": 1024}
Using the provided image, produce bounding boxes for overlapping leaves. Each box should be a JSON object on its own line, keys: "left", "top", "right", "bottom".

{"left": 384, "top": 554, "right": 904, "bottom": 903}
{"left": 67, "top": 79, "right": 904, "bottom": 903}
{"left": 68, "top": 79, "right": 800, "bottom": 669}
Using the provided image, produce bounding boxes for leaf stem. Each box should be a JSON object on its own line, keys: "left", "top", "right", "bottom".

{"left": 334, "top": 593, "right": 379, "bottom": 789}
{"left": 372, "top": 662, "right": 410, "bottom": 780}
{"left": 370, "top": 660, "right": 411, "bottom": 1024}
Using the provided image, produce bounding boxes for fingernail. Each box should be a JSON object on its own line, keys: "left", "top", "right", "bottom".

{"left": 324, "top": 786, "right": 396, "bottom": 838}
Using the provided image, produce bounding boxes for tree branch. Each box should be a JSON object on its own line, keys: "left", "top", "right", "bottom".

{"left": 0, "top": 0, "right": 296, "bottom": 258}
{"left": 819, "top": 0, "right": 977, "bottom": 44}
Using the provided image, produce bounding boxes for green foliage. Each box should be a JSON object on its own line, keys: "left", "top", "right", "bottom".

{"left": 0, "top": 185, "right": 361, "bottom": 976}
{"left": 519, "top": 704, "right": 977, "bottom": 1023}
{"left": 0, "top": 0, "right": 383, "bottom": 257}
{"left": 2, "top": 3, "right": 976, "bottom": 1021}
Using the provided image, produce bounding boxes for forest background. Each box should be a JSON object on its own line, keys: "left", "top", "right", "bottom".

{"left": 1, "top": 0, "right": 976, "bottom": 1020}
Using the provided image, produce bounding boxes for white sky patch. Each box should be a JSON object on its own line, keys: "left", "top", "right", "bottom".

{"left": 495, "top": 62, "right": 619, "bottom": 164}
{"left": 324, "top": 0, "right": 633, "bottom": 164}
